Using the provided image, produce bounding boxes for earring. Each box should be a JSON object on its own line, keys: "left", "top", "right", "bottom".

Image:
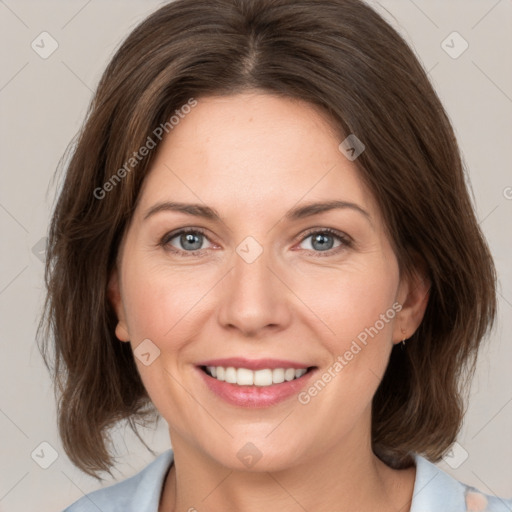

{"left": 400, "top": 326, "right": 407, "bottom": 346}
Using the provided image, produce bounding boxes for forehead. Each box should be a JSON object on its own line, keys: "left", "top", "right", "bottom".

{"left": 136, "top": 93, "right": 377, "bottom": 221}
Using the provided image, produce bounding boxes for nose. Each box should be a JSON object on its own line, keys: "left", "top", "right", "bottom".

{"left": 217, "top": 247, "right": 293, "bottom": 338}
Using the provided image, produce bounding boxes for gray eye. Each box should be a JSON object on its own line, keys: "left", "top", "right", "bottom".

{"left": 176, "top": 232, "right": 204, "bottom": 251}
{"left": 300, "top": 232, "right": 343, "bottom": 252}
{"left": 165, "top": 230, "right": 213, "bottom": 253}
{"left": 310, "top": 233, "right": 335, "bottom": 251}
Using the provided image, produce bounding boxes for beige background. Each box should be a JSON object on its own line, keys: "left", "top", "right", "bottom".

{"left": 0, "top": 0, "right": 511, "bottom": 510}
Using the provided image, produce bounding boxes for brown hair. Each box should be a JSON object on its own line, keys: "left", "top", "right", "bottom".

{"left": 37, "top": 0, "right": 497, "bottom": 480}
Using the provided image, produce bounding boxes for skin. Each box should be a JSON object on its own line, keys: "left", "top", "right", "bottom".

{"left": 109, "top": 92, "right": 430, "bottom": 512}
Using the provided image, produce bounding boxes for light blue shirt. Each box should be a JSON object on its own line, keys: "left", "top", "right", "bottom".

{"left": 63, "top": 449, "right": 512, "bottom": 511}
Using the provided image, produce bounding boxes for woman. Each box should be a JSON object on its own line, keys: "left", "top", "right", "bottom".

{"left": 38, "top": 0, "right": 512, "bottom": 511}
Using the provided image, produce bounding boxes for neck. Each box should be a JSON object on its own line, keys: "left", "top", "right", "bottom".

{"left": 159, "top": 430, "right": 416, "bottom": 512}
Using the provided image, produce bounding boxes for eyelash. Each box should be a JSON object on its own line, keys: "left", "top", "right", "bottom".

{"left": 159, "top": 227, "right": 352, "bottom": 258}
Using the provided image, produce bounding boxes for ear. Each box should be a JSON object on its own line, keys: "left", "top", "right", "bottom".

{"left": 107, "top": 267, "right": 130, "bottom": 342}
{"left": 393, "top": 258, "right": 431, "bottom": 344}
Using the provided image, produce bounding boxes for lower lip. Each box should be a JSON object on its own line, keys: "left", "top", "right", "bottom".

{"left": 196, "top": 366, "right": 317, "bottom": 408}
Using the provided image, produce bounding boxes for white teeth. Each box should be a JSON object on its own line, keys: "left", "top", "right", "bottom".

{"left": 225, "top": 367, "right": 237, "bottom": 384}
{"left": 295, "top": 368, "right": 307, "bottom": 378}
{"left": 272, "top": 368, "right": 285, "bottom": 384}
{"left": 237, "top": 368, "right": 254, "bottom": 385}
{"left": 284, "top": 368, "right": 295, "bottom": 381}
{"left": 204, "top": 366, "right": 309, "bottom": 386}
{"left": 254, "top": 369, "right": 272, "bottom": 386}
{"left": 216, "top": 366, "right": 225, "bottom": 381}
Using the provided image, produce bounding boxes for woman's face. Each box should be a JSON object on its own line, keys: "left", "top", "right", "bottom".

{"left": 110, "top": 92, "right": 424, "bottom": 471}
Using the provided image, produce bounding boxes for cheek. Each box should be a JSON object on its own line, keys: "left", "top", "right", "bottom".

{"left": 293, "top": 253, "right": 400, "bottom": 349}
{"left": 121, "top": 258, "right": 207, "bottom": 344}
{"left": 119, "top": 258, "right": 210, "bottom": 425}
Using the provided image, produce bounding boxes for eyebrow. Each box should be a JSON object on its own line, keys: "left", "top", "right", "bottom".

{"left": 143, "top": 200, "right": 372, "bottom": 225}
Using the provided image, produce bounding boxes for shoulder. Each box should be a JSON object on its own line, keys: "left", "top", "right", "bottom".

{"left": 410, "top": 453, "right": 512, "bottom": 512}
{"left": 61, "top": 449, "right": 174, "bottom": 512}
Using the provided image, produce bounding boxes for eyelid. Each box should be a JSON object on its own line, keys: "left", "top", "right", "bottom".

{"left": 160, "top": 226, "right": 209, "bottom": 245}
{"left": 297, "top": 226, "right": 352, "bottom": 245}
{"left": 159, "top": 227, "right": 214, "bottom": 256}
{"left": 294, "top": 227, "right": 352, "bottom": 257}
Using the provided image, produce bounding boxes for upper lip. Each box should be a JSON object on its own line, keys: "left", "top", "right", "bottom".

{"left": 196, "top": 357, "right": 315, "bottom": 370}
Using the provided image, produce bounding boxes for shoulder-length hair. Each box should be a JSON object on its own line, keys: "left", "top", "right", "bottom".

{"left": 37, "top": 0, "right": 497, "bottom": 480}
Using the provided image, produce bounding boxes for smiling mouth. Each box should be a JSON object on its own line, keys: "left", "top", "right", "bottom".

{"left": 199, "top": 365, "right": 317, "bottom": 387}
